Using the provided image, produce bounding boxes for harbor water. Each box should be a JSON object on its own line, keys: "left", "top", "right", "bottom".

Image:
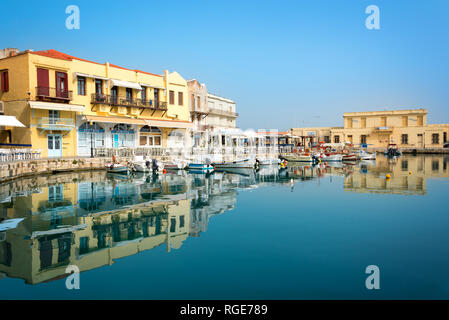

{"left": 0, "top": 154, "right": 448, "bottom": 299}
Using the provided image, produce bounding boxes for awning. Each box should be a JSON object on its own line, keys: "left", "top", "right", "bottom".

{"left": 139, "top": 83, "right": 166, "bottom": 90}
{"left": 144, "top": 119, "right": 193, "bottom": 129}
{"left": 29, "top": 101, "right": 85, "bottom": 112}
{"left": 73, "top": 72, "right": 108, "bottom": 81}
{"left": 110, "top": 79, "right": 142, "bottom": 90}
{"left": 84, "top": 115, "right": 146, "bottom": 125}
{"left": 0, "top": 115, "right": 26, "bottom": 127}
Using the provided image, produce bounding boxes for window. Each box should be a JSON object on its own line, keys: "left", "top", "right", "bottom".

{"left": 444, "top": 132, "right": 447, "bottom": 143}
{"left": 139, "top": 126, "right": 162, "bottom": 147}
{"left": 432, "top": 133, "right": 439, "bottom": 144}
{"left": 346, "top": 118, "right": 352, "bottom": 128}
{"left": 178, "top": 92, "right": 183, "bottom": 105}
{"left": 49, "top": 110, "right": 60, "bottom": 124}
{"left": 324, "top": 136, "right": 330, "bottom": 143}
{"left": 432, "top": 160, "right": 439, "bottom": 171}
{"left": 347, "top": 135, "right": 353, "bottom": 143}
{"left": 0, "top": 71, "right": 9, "bottom": 92}
{"left": 77, "top": 76, "right": 86, "bottom": 96}
{"left": 95, "top": 79, "right": 103, "bottom": 94}
{"left": 197, "top": 96, "right": 201, "bottom": 109}
{"left": 360, "top": 135, "right": 367, "bottom": 144}
{"left": 401, "top": 160, "right": 408, "bottom": 171}
{"left": 141, "top": 87, "right": 146, "bottom": 101}
{"left": 334, "top": 135, "right": 340, "bottom": 143}
{"left": 381, "top": 117, "right": 387, "bottom": 127}
{"left": 126, "top": 88, "right": 133, "bottom": 102}
{"left": 401, "top": 134, "right": 408, "bottom": 145}
{"left": 417, "top": 115, "right": 423, "bottom": 126}
{"left": 361, "top": 117, "right": 366, "bottom": 128}
{"left": 79, "top": 237, "right": 89, "bottom": 255}
{"left": 169, "top": 90, "right": 175, "bottom": 104}
{"left": 402, "top": 116, "right": 408, "bottom": 127}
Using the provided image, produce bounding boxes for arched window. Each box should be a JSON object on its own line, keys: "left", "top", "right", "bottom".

{"left": 140, "top": 126, "right": 161, "bottom": 133}
{"left": 139, "top": 126, "right": 162, "bottom": 147}
{"left": 79, "top": 122, "right": 105, "bottom": 133}
{"left": 167, "top": 129, "right": 185, "bottom": 149}
{"left": 112, "top": 124, "right": 134, "bottom": 134}
{"left": 78, "top": 123, "right": 105, "bottom": 155}
{"left": 112, "top": 124, "right": 135, "bottom": 148}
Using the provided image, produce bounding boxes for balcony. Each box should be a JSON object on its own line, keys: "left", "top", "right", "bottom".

{"left": 208, "top": 107, "right": 238, "bottom": 118}
{"left": 91, "top": 94, "right": 168, "bottom": 115}
{"left": 190, "top": 105, "right": 209, "bottom": 115}
{"left": 36, "top": 87, "right": 73, "bottom": 101}
{"left": 37, "top": 117, "right": 75, "bottom": 132}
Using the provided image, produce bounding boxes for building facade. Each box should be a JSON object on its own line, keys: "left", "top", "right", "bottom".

{"left": 292, "top": 109, "right": 449, "bottom": 150}
{"left": 207, "top": 93, "right": 238, "bottom": 130}
{"left": 0, "top": 49, "right": 193, "bottom": 158}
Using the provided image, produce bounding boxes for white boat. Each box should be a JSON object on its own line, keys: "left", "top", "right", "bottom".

{"left": 257, "top": 158, "right": 281, "bottom": 166}
{"left": 129, "top": 156, "right": 152, "bottom": 173}
{"left": 342, "top": 153, "right": 357, "bottom": 162}
{"left": 105, "top": 163, "right": 129, "bottom": 174}
{"left": 358, "top": 150, "right": 376, "bottom": 161}
{"left": 324, "top": 153, "right": 343, "bottom": 162}
{"left": 187, "top": 163, "right": 214, "bottom": 174}
{"left": 214, "top": 158, "right": 256, "bottom": 169}
{"left": 282, "top": 154, "right": 314, "bottom": 162}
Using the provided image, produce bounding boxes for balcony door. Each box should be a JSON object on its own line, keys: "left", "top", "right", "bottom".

{"left": 111, "top": 86, "right": 118, "bottom": 105}
{"left": 56, "top": 72, "right": 68, "bottom": 98}
{"left": 154, "top": 89, "right": 159, "bottom": 108}
{"left": 48, "top": 134, "right": 62, "bottom": 158}
{"left": 37, "top": 68, "right": 49, "bottom": 96}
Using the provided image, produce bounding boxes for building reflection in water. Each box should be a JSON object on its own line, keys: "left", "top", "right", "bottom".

{"left": 0, "top": 155, "right": 447, "bottom": 284}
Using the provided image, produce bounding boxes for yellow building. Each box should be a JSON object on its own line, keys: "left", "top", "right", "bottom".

{"left": 0, "top": 49, "right": 193, "bottom": 158}
{"left": 292, "top": 109, "right": 449, "bottom": 150}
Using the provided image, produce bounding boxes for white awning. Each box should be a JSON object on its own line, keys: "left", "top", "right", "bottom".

{"left": 139, "top": 83, "right": 166, "bottom": 90}
{"left": 0, "top": 116, "right": 26, "bottom": 127}
{"left": 29, "top": 101, "right": 85, "bottom": 112}
{"left": 73, "top": 72, "right": 108, "bottom": 81}
{"left": 110, "top": 79, "right": 142, "bottom": 90}
{"left": 144, "top": 119, "right": 193, "bottom": 129}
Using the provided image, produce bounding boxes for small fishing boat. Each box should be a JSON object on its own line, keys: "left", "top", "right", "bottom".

{"left": 324, "top": 153, "right": 343, "bottom": 162}
{"left": 282, "top": 154, "right": 315, "bottom": 162}
{"left": 358, "top": 150, "right": 377, "bottom": 161}
{"left": 384, "top": 143, "right": 402, "bottom": 157}
{"left": 256, "top": 158, "right": 281, "bottom": 166}
{"left": 214, "top": 158, "right": 256, "bottom": 169}
{"left": 129, "top": 156, "right": 152, "bottom": 173}
{"left": 187, "top": 163, "right": 214, "bottom": 174}
{"left": 342, "top": 153, "right": 357, "bottom": 162}
{"left": 164, "top": 159, "right": 188, "bottom": 170}
{"left": 105, "top": 163, "right": 129, "bottom": 174}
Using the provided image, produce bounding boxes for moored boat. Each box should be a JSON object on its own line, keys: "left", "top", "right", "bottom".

{"left": 324, "top": 153, "right": 343, "bottom": 162}
{"left": 282, "top": 154, "right": 315, "bottom": 162}
{"left": 213, "top": 158, "right": 256, "bottom": 169}
{"left": 187, "top": 163, "right": 214, "bottom": 174}
{"left": 342, "top": 153, "right": 357, "bottom": 162}
{"left": 358, "top": 150, "right": 376, "bottom": 161}
{"left": 384, "top": 143, "right": 402, "bottom": 157}
{"left": 129, "top": 156, "right": 152, "bottom": 173}
{"left": 105, "top": 163, "right": 129, "bottom": 174}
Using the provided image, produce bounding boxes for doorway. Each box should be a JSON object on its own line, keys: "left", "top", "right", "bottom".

{"left": 48, "top": 134, "right": 62, "bottom": 158}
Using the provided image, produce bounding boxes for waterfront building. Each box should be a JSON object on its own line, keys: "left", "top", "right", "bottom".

{"left": 0, "top": 48, "right": 193, "bottom": 158}
{"left": 207, "top": 93, "right": 238, "bottom": 130}
{"left": 292, "top": 109, "right": 449, "bottom": 150}
{"left": 187, "top": 79, "right": 209, "bottom": 148}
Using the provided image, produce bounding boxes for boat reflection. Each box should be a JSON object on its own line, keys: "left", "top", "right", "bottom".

{"left": 0, "top": 155, "right": 448, "bottom": 285}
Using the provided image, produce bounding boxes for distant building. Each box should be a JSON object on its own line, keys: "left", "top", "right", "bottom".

{"left": 292, "top": 109, "right": 449, "bottom": 149}
{"left": 207, "top": 93, "right": 238, "bottom": 130}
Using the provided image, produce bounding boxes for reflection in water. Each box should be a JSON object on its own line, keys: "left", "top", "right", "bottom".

{"left": 0, "top": 154, "right": 448, "bottom": 285}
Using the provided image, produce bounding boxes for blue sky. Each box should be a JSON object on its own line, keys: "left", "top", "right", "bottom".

{"left": 2, "top": 0, "right": 448, "bottom": 130}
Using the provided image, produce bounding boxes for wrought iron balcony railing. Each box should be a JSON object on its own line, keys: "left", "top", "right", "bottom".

{"left": 36, "top": 87, "right": 73, "bottom": 101}
{"left": 91, "top": 94, "right": 167, "bottom": 110}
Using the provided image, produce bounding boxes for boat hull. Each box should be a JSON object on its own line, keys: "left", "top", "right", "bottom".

{"left": 214, "top": 159, "right": 255, "bottom": 169}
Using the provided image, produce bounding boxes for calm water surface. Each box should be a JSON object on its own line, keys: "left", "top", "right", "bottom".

{"left": 0, "top": 154, "right": 448, "bottom": 299}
